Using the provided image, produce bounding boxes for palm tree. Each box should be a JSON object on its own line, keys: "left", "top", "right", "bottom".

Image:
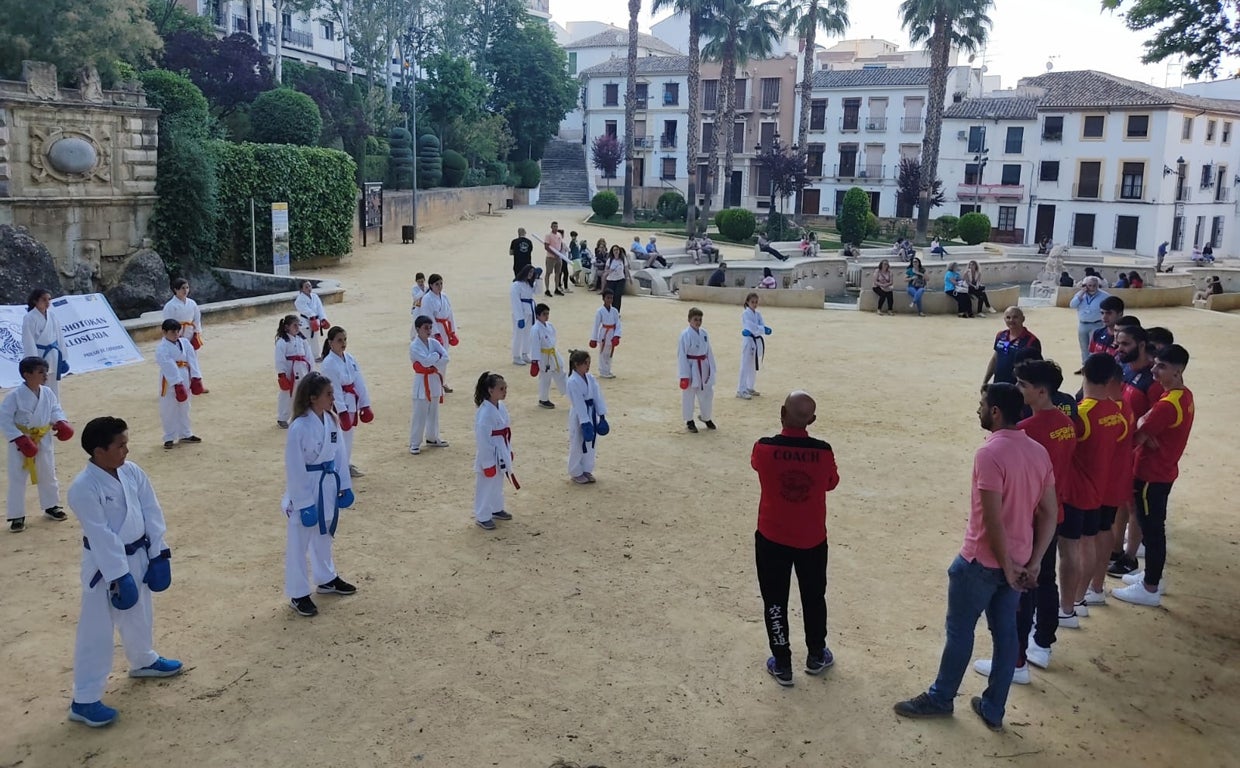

{"left": 652, "top": 0, "right": 710, "bottom": 236}
{"left": 623, "top": 0, "right": 642, "bottom": 224}
{"left": 779, "top": 0, "right": 849, "bottom": 220}
{"left": 702, "top": 0, "right": 780, "bottom": 220}
{"left": 899, "top": 0, "right": 992, "bottom": 242}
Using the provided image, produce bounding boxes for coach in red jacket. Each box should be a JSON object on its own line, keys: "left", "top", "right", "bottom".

{"left": 751, "top": 390, "right": 840, "bottom": 687}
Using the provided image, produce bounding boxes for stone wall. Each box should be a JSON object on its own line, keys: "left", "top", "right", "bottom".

{"left": 353, "top": 185, "right": 514, "bottom": 248}
{"left": 0, "top": 62, "right": 158, "bottom": 290}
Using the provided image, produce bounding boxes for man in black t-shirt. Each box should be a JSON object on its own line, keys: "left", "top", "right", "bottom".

{"left": 510, "top": 227, "right": 533, "bottom": 277}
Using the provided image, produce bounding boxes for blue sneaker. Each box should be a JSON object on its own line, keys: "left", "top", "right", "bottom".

{"left": 806, "top": 648, "right": 834, "bottom": 675}
{"left": 766, "top": 657, "right": 793, "bottom": 687}
{"left": 68, "top": 700, "right": 117, "bottom": 727}
{"left": 129, "top": 656, "right": 183, "bottom": 678}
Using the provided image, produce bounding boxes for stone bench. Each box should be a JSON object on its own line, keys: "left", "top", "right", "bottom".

{"left": 1054, "top": 285, "right": 1193, "bottom": 309}
{"left": 1204, "top": 292, "right": 1240, "bottom": 312}
{"left": 677, "top": 283, "right": 825, "bottom": 308}
{"left": 753, "top": 240, "right": 814, "bottom": 260}
{"left": 858, "top": 284, "right": 1020, "bottom": 315}
{"left": 651, "top": 258, "right": 848, "bottom": 298}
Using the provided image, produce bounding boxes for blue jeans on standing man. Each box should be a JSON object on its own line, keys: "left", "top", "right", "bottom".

{"left": 925, "top": 555, "right": 1020, "bottom": 725}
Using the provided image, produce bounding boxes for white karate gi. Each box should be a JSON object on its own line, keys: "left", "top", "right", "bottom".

{"left": 509, "top": 280, "right": 536, "bottom": 362}
{"left": 282, "top": 411, "right": 351, "bottom": 599}
{"left": 591, "top": 305, "right": 622, "bottom": 377}
{"left": 678, "top": 325, "right": 716, "bottom": 422}
{"left": 409, "top": 284, "right": 428, "bottom": 340}
{"left": 474, "top": 400, "right": 514, "bottom": 523}
{"left": 566, "top": 370, "right": 607, "bottom": 477}
{"left": 294, "top": 291, "right": 329, "bottom": 349}
{"left": 67, "top": 461, "right": 168, "bottom": 703}
{"left": 162, "top": 296, "right": 203, "bottom": 349}
{"left": 22, "top": 306, "right": 69, "bottom": 396}
{"left": 420, "top": 289, "right": 457, "bottom": 386}
{"left": 409, "top": 336, "right": 448, "bottom": 449}
{"left": 1, "top": 384, "right": 67, "bottom": 520}
{"left": 275, "top": 333, "right": 316, "bottom": 423}
{"left": 534, "top": 320, "right": 567, "bottom": 402}
{"left": 320, "top": 350, "right": 371, "bottom": 468}
{"left": 155, "top": 337, "right": 200, "bottom": 442}
{"left": 738, "top": 306, "right": 768, "bottom": 395}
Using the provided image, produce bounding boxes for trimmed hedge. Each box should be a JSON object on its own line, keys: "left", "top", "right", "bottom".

{"left": 592, "top": 190, "right": 619, "bottom": 218}
{"left": 836, "top": 187, "right": 870, "bottom": 245}
{"left": 210, "top": 142, "right": 357, "bottom": 267}
{"left": 513, "top": 159, "right": 540, "bottom": 188}
{"left": 387, "top": 127, "right": 414, "bottom": 189}
{"left": 715, "top": 208, "right": 756, "bottom": 241}
{"left": 933, "top": 215, "right": 959, "bottom": 240}
{"left": 655, "top": 190, "right": 687, "bottom": 222}
{"left": 139, "top": 69, "right": 209, "bottom": 127}
{"left": 417, "top": 133, "right": 442, "bottom": 189}
{"left": 957, "top": 212, "right": 992, "bottom": 245}
{"left": 442, "top": 149, "right": 467, "bottom": 187}
{"left": 250, "top": 88, "right": 322, "bottom": 146}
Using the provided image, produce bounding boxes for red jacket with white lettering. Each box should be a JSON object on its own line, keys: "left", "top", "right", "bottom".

{"left": 751, "top": 428, "right": 840, "bottom": 548}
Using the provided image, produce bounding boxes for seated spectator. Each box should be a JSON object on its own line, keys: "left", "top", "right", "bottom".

{"left": 1058, "top": 271, "right": 1075, "bottom": 287}
{"left": 1128, "top": 270, "right": 1144, "bottom": 289}
{"left": 964, "top": 259, "right": 996, "bottom": 314}
{"left": 1194, "top": 275, "right": 1223, "bottom": 302}
{"left": 1192, "top": 245, "right": 1204, "bottom": 264}
{"left": 758, "top": 267, "right": 778, "bottom": 289}
{"left": 930, "top": 238, "right": 948, "bottom": 258}
{"left": 1202, "top": 244, "right": 1216, "bottom": 262}
{"left": 799, "top": 231, "right": 818, "bottom": 257}
{"left": 842, "top": 243, "right": 858, "bottom": 259}
{"left": 629, "top": 235, "right": 646, "bottom": 261}
{"left": 1113, "top": 272, "right": 1129, "bottom": 289}
{"left": 872, "top": 259, "right": 895, "bottom": 315}
{"left": 708, "top": 262, "right": 727, "bottom": 287}
{"left": 700, "top": 234, "right": 720, "bottom": 263}
{"left": 686, "top": 235, "right": 703, "bottom": 265}
{"left": 944, "top": 261, "right": 973, "bottom": 318}
{"left": 757, "top": 233, "right": 789, "bottom": 261}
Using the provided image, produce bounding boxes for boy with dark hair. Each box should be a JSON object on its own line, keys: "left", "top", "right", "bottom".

{"left": 1088, "top": 296, "right": 1125, "bottom": 357}
{"left": 2, "top": 356, "right": 74, "bottom": 531}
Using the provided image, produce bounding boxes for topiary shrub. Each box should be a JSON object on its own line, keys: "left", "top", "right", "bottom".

{"left": 416, "top": 133, "right": 442, "bottom": 188}
{"left": 932, "top": 215, "right": 959, "bottom": 241}
{"left": 957, "top": 212, "right": 992, "bottom": 245}
{"left": 716, "top": 208, "right": 757, "bottom": 241}
{"left": 866, "top": 211, "right": 881, "bottom": 239}
{"left": 250, "top": 88, "right": 322, "bottom": 146}
{"left": 140, "top": 69, "right": 210, "bottom": 128}
{"left": 836, "top": 187, "right": 870, "bottom": 245}
{"left": 441, "top": 149, "right": 467, "bottom": 187}
{"left": 387, "top": 127, "right": 414, "bottom": 189}
{"left": 462, "top": 168, "right": 487, "bottom": 187}
{"left": 485, "top": 160, "right": 509, "bottom": 185}
{"left": 592, "top": 190, "right": 619, "bottom": 218}
{"left": 514, "top": 159, "right": 541, "bottom": 189}
{"left": 655, "top": 190, "right": 688, "bottom": 222}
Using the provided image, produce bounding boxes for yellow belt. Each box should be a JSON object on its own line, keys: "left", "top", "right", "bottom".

{"left": 17, "top": 425, "right": 51, "bottom": 485}
{"left": 540, "top": 347, "right": 562, "bottom": 372}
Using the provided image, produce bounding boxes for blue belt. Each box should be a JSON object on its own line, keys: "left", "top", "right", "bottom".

{"left": 84, "top": 534, "right": 151, "bottom": 588}
{"left": 306, "top": 460, "right": 341, "bottom": 536}
{"left": 37, "top": 341, "right": 64, "bottom": 380}
{"left": 581, "top": 398, "right": 598, "bottom": 454}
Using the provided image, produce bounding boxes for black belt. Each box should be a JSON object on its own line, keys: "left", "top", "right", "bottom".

{"left": 84, "top": 535, "right": 150, "bottom": 588}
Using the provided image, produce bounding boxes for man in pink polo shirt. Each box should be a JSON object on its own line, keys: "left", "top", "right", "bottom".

{"left": 894, "top": 383, "right": 1058, "bottom": 732}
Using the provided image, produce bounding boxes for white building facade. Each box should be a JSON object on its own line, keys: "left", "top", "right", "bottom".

{"left": 560, "top": 28, "right": 682, "bottom": 141}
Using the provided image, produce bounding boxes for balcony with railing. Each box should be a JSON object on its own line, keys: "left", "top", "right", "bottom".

{"left": 1115, "top": 183, "right": 1145, "bottom": 202}
{"left": 629, "top": 135, "right": 655, "bottom": 151}
{"left": 865, "top": 117, "right": 888, "bottom": 132}
{"left": 660, "top": 135, "right": 678, "bottom": 149}
{"left": 232, "top": 15, "right": 250, "bottom": 33}
{"left": 958, "top": 183, "right": 1026, "bottom": 200}
{"left": 1042, "top": 131, "right": 1063, "bottom": 142}
{"left": 283, "top": 27, "right": 314, "bottom": 48}
{"left": 901, "top": 117, "right": 922, "bottom": 133}
{"left": 840, "top": 116, "right": 861, "bottom": 132}
{"left": 834, "top": 164, "right": 885, "bottom": 180}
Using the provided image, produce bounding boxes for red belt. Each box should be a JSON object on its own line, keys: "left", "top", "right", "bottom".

{"left": 686, "top": 353, "right": 709, "bottom": 389}
{"left": 412, "top": 361, "right": 443, "bottom": 403}
{"left": 600, "top": 323, "right": 617, "bottom": 350}
{"left": 286, "top": 354, "right": 310, "bottom": 377}
{"left": 341, "top": 382, "right": 359, "bottom": 409}
{"left": 490, "top": 427, "right": 520, "bottom": 488}
{"left": 434, "top": 317, "right": 454, "bottom": 338}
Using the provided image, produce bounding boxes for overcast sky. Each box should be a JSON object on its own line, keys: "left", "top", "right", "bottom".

{"left": 550, "top": 0, "right": 1240, "bottom": 89}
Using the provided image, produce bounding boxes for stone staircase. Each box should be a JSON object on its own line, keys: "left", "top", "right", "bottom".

{"left": 537, "top": 139, "right": 590, "bottom": 206}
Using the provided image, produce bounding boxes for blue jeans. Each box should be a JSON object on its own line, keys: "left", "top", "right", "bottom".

{"left": 927, "top": 555, "right": 1020, "bottom": 724}
{"left": 1077, "top": 320, "right": 1102, "bottom": 363}
{"left": 906, "top": 284, "right": 925, "bottom": 311}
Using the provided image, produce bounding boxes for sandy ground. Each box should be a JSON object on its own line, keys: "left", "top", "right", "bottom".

{"left": 2, "top": 206, "right": 1239, "bottom": 768}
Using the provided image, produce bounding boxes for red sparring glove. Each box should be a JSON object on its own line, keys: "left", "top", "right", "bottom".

{"left": 529, "top": 360, "right": 540, "bottom": 377}
{"left": 174, "top": 383, "right": 189, "bottom": 402}
{"left": 589, "top": 339, "right": 598, "bottom": 348}
{"left": 483, "top": 465, "right": 498, "bottom": 478}
{"left": 679, "top": 378, "right": 690, "bottom": 390}
{"left": 278, "top": 373, "right": 294, "bottom": 392}
{"left": 448, "top": 333, "right": 460, "bottom": 347}
{"left": 320, "top": 318, "right": 331, "bottom": 330}
{"left": 358, "top": 406, "right": 374, "bottom": 424}
{"left": 309, "top": 318, "right": 321, "bottom": 334}
{"left": 190, "top": 377, "right": 205, "bottom": 395}
{"left": 190, "top": 333, "right": 203, "bottom": 350}
{"left": 13, "top": 435, "right": 38, "bottom": 458}
{"left": 53, "top": 421, "right": 74, "bottom": 442}
{"left": 611, "top": 336, "right": 621, "bottom": 348}
{"left": 339, "top": 411, "right": 354, "bottom": 431}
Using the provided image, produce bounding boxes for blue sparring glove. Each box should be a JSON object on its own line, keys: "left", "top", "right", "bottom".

{"left": 518, "top": 319, "right": 526, "bottom": 329}
{"left": 595, "top": 416, "right": 610, "bottom": 436}
{"left": 742, "top": 328, "right": 753, "bottom": 338}
{"left": 764, "top": 326, "right": 772, "bottom": 335}
{"left": 299, "top": 504, "right": 318, "bottom": 528}
{"left": 337, "top": 488, "right": 355, "bottom": 509}
{"left": 580, "top": 421, "right": 596, "bottom": 443}
{"left": 58, "top": 358, "right": 70, "bottom": 377}
{"left": 109, "top": 573, "right": 139, "bottom": 610}
{"left": 144, "top": 550, "right": 172, "bottom": 592}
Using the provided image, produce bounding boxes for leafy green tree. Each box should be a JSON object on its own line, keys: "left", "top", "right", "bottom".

{"left": 591, "top": 135, "right": 624, "bottom": 188}
{"left": 160, "top": 31, "right": 273, "bottom": 117}
{"left": 0, "top": 0, "right": 162, "bottom": 84}
{"left": 836, "top": 186, "right": 870, "bottom": 245}
{"left": 251, "top": 88, "right": 323, "bottom": 146}
{"left": 282, "top": 60, "right": 370, "bottom": 157}
{"left": 453, "top": 113, "right": 516, "bottom": 167}
{"left": 485, "top": 20, "right": 577, "bottom": 160}
{"left": 1101, "top": 0, "right": 1239, "bottom": 80}
{"left": 899, "top": 0, "right": 992, "bottom": 243}
{"left": 147, "top": 0, "right": 215, "bottom": 36}
{"left": 418, "top": 53, "right": 488, "bottom": 142}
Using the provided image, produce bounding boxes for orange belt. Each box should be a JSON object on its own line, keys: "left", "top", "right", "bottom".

{"left": 490, "top": 427, "right": 520, "bottom": 489}
{"left": 160, "top": 360, "right": 189, "bottom": 396}
{"left": 686, "top": 354, "right": 709, "bottom": 389}
{"left": 412, "top": 362, "right": 443, "bottom": 403}
{"left": 600, "top": 323, "right": 617, "bottom": 351}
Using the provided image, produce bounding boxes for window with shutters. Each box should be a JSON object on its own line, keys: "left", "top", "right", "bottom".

{"left": 810, "top": 99, "right": 826, "bottom": 130}
{"left": 702, "top": 80, "right": 718, "bottom": 112}
{"left": 760, "top": 78, "right": 780, "bottom": 109}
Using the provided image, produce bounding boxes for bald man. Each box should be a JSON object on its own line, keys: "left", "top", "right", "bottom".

{"left": 750, "top": 391, "right": 840, "bottom": 686}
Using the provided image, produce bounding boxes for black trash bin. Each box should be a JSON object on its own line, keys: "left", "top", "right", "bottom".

{"left": 402, "top": 225, "right": 416, "bottom": 243}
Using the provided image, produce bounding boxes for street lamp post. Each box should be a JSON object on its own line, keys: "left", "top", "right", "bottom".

{"left": 401, "top": 24, "right": 426, "bottom": 242}
{"left": 972, "top": 149, "right": 989, "bottom": 213}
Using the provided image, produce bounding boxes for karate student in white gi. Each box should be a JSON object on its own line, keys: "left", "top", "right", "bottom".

{"left": 67, "top": 416, "right": 182, "bottom": 728}
{"left": 738, "top": 292, "right": 773, "bottom": 400}
{"left": 409, "top": 315, "right": 449, "bottom": 454}
{"left": 162, "top": 278, "right": 204, "bottom": 353}
{"left": 409, "top": 272, "right": 428, "bottom": 341}
{"left": 155, "top": 319, "right": 205, "bottom": 450}
{"left": 473, "top": 371, "right": 517, "bottom": 530}
{"left": 590, "top": 289, "right": 622, "bottom": 379}
{"left": 510, "top": 265, "right": 538, "bottom": 365}
{"left": 531, "top": 303, "right": 567, "bottom": 409}
{"left": 566, "top": 349, "right": 609, "bottom": 484}
{"left": 274, "top": 315, "right": 315, "bottom": 429}
{"left": 22, "top": 288, "right": 70, "bottom": 397}
{"left": 420, "top": 273, "right": 458, "bottom": 392}
{"left": 678, "top": 307, "right": 718, "bottom": 433}
{"left": 319, "top": 326, "right": 373, "bottom": 478}
{"left": 3, "top": 356, "right": 73, "bottom": 532}
{"left": 283, "top": 372, "right": 357, "bottom": 617}
{"left": 295, "top": 280, "right": 331, "bottom": 356}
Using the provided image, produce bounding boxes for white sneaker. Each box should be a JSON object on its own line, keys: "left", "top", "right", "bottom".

{"left": 1121, "top": 571, "right": 1167, "bottom": 594}
{"left": 1074, "top": 600, "right": 1090, "bottom": 617}
{"left": 1025, "top": 640, "right": 1052, "bottom": 670}
{"left": 1112, "top": 582, "right": 1161, "bottom": 607}
{"left": 973, "top": 659, "right": 1030, "bottom": 685}
{"left": 1137, "top": 544, "right": 1146, "bottom": 558}
{"left": 1057, "top": 610, "right": 1080, "bottom": 629}
{"left": 1084, "top": 587, "right": 1107, "bottom": 606}
{"left": 736, "top": 391, "right": 752, "bottom": 400}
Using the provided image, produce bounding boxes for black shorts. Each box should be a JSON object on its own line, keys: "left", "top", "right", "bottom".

{"left": 1098, "top": 505, "right": 1117, "bottom": 532}
{"left": 1058, "top": 504, "right": 1100, "bottom": 540}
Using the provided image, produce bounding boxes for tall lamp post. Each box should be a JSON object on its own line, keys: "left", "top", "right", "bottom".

{"left": 972, "top": 148, "right": 989, "bottom": 212}
{"left": 401, "top": 24, "right": 426, "bottom": 242}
